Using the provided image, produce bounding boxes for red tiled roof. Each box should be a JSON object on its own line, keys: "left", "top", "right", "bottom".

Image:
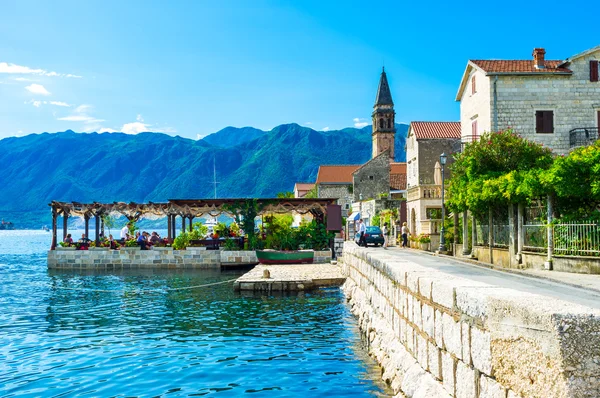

{"left": 411, "top": 122, "right": 461, "bottom": 140}
{"left": 390, "top": 173, "right": 406, "bottom": 190}
{"left": 316, "top": 165, "right": 360, "bottom": 184}
{"left": 470, "top": 60, "right": 572, "bottom": 74}
{"left": 294, "top": 183, "right": 315, "bottom": 191}
{"left": 390, "top": 163, "right": 407, "bottom": 190}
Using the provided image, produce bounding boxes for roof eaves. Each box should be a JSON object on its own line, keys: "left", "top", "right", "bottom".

{"left": 558, "top": 45, "right": 600, "bottom": 67}
{"left": 456, "top": 62, "right": 480, "bottom": 102}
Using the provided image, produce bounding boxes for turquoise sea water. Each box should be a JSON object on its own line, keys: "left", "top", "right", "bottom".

{"left": 0, "top": 230, "right": 391, "bottom": 397}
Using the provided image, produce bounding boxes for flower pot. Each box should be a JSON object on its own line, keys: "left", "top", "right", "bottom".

{"left": 420, "top": 242, "right": 429, "bottom": 251}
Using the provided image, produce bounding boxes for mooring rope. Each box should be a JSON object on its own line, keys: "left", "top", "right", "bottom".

{"left": 53, "top": 278, "right": 238, "bottom": 293}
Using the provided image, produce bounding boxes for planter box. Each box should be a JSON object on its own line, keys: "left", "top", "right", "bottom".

{"left": 186, "top": 246, "right": 207, "bottom": 251}
{"left": 152, "top": 247, "right": 173, "bottom": 252}
{"left": 89, "top": 247, "right": 109, "bottom": 251}
{"left": 256, "top": 250, "right": 314, "bottom": 264}
{"left": 420, "top": 242, "right": 430, "bottom": 251}
{"left": 55, "top": 246, "right": 76, "bottom": 251}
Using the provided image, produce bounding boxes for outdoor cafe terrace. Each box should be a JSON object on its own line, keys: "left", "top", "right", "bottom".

{"left": 48, "top": 198, "right": 339, "bottom": 250}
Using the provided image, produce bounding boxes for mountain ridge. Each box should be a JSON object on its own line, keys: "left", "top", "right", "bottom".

{"left": 0, "top": 123, "right": 408, "bottom": 227}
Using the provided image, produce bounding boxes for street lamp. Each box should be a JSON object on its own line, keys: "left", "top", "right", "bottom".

{"left": 438, "top": 152, "right": 447, "bottom": 252}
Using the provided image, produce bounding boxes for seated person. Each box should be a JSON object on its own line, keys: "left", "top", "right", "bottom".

{"left": 64, "top": 233, "right": 73, "bottom": 246}
{"left": 76, "top": 234, "right": 92, "bottom": 250}
{"left": 137, "top": 231, "right": 148, "bottom": 250}
{"left": 108, "top": 234, "right": 118, "bottom": 250}
{"left": 150, "top": 231, "right": 160, "bottom": 245}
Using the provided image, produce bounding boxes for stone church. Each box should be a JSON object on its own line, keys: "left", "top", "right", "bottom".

{"left": 306, "top": 68, "right": 407, "bottom": 225}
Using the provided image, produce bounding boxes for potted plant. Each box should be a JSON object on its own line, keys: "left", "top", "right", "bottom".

{"left": 417, "top": 234, "right": 431, "bottom": 251}
{"left": 56, "top": 241, "right": 76, "bottom": 250}
{"left": 121, "top": 239, "right": 141, "bottom": 251}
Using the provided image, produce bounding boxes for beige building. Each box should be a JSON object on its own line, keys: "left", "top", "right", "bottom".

{"left": 456, "top": 45, "right": 600, "bottom": 154}
{"left": 406, "top": 121, "right": 461, "bottom": 246}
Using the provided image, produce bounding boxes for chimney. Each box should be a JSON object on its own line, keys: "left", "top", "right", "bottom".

{"left": 533, "top": 48, "right": 546, "bottom": 69}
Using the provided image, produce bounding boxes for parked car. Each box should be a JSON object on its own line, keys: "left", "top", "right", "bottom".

{"left": 354, "top": 226, "right": 385, "bottom": 247}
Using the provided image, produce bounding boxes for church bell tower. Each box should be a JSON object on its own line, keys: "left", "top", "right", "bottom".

{"left": 372, "top": 67, "right": 396, "bottom": 160}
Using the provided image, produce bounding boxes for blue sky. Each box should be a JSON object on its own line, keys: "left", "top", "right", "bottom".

{"left": 1, "top": 0, "right": 598, "bottom": 140}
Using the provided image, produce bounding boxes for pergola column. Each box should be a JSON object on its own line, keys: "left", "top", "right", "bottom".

{"left": 181, "top": 216, "right": 186, "bottom": 234}
{"left": 51, "top": 207, "right": 58, "bottom": 250}
{"left": 189, "top": 216, "right": 194, "bottom": 232}
{"left": 167, "top": 215, "right": 172, "bottom": 240}
{"left": 84, "top": 215, "right": 90, "bottom": 239}
{"left": 62, "top": 213, "right": 69, "bottom": 241}
{"left": 95, "top": 214, "right": 100, "bottom": 247}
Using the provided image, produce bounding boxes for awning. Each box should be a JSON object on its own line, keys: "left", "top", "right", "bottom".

{"left": 348, "top": 212, "right": 361, "bottom": 221}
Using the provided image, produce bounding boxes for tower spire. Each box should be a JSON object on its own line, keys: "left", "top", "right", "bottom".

{"left": 374, "top": 68, "right": 394, "bottom": 106}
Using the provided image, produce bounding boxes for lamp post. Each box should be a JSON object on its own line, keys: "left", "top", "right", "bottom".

{"left": 438, "top": 153, "right": 447, "bottom": 252}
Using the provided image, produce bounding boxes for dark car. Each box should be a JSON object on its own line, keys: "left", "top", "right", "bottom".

{"left": 355, "top": 226, "right": 385, "bottom": 247}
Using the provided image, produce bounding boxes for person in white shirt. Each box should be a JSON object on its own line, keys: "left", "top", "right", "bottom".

{"left": 357, "top": 219, "right": 367, "bottom": 247}
{"left": 120, "top": 224, "right": 129, "bottom": 241}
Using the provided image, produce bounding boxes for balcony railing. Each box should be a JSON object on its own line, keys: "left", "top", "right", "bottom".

{"left": 569, "top": 127, "right": 599, "bottom": 149}
{"left": 451, "top": 135, "right": 480, "bottom": 154}
{"left": 407, "top": 185, "right": 443, "bottom": 201}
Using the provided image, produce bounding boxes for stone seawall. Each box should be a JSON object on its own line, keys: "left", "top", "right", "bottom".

{"left": 341, "top": 243, "right": 600, "bottom": 397}
{"left": 48, "top": 248, "right": 332, "bottom": 269}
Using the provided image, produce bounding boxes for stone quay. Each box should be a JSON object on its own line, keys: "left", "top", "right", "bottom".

{"left": 341, "top": 242, "right": 600, "bottom": 398}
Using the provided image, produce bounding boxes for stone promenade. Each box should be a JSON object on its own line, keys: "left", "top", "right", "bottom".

{"left": 342, "top": 243, "right": 600, "bottom": 398}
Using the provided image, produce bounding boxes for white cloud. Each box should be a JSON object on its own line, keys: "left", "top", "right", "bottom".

{"left": 0, "top": 62, "right": 82, "bottom": 78}
{"left": 353, "top": 117, "right": 369, "bottom": 128}
{"left": 57, "top": 104, "right": 104, "bottom": 125}
{"left": 31, "top": 100, "right": 43, "bottom": 108}
{"left": 58, "top": 115, "right": 103, "bottom": 122}
{"left": 322, "top": 127, "right": 330, "bottom": 132}
{"left": 25, "top": 83, "right": 50, "bottom": 95}
{"left": 121, "top": 121, "right": 149, "bottom": 135}
{"left": 49, "top": 101, "right": 70, "bottom": 107}
{"left": 136, "top": 114, "right": 144, "bottom": 122}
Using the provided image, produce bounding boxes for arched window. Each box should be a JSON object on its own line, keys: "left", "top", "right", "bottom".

{"left": 387, "top": 119, "right": 391, "bottom": 129}
{"left": 379, "top": 118, "right": 384, "bottom": 129}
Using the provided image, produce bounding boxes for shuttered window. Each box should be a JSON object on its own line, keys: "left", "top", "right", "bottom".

{"left": 471, "top": 120, "right": 478, "bottom": 139}
{"left": 535, "top": 111, "right": 554, "bottom": 134}
{"left": 591, "top": 60, "right": 599, "bottom": 82}
{"left": 471, "top": 75, "right": 476, "bottom": 94}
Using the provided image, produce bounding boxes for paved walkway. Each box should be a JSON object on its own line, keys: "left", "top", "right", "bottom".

{"left": 234, "top": 263, "right": 345, "bottom": 292}
{"left": 377, "top": 247, "right": 600, "bottom": 310}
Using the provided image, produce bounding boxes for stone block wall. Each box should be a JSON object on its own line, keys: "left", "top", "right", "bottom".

{"left": 48, "top": 247, "right": 221, "bottom": 269}
{"left": 48, "top": 248, "right": 333, "bottom": 269}
{"left": 353, "top": 151, "right": 390, "bottom": 202}
{"left": 341, "top": 243, "right": 600, "bottom": 397}
{"left": 318, "top": 183, "right": 353, "bottom": 214}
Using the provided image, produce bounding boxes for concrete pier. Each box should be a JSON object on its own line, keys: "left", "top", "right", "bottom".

{"left": 233, "top": 263, "right": 345, "bottom": 293}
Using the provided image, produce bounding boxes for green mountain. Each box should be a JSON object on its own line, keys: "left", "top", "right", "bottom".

{"left": 0, "top": 123, "right": 408, "bottom": 228}
{"left": 202, "top": 126, "right": 265, "bottom": 148}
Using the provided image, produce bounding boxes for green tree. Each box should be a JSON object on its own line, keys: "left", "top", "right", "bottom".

{"left": 276, "top": 191, "right": 295, "bottom": 198}
{"left": 447, "top": 130, "right": 553, "bottom": 215}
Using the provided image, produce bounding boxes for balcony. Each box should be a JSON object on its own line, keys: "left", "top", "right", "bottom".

{"left": 407, "top": 185, "right": 443, "bottom": 202}
{"left": 569, "top": 127, "right": 599, "bottom": 149}
{"left": 451, "top": 135, "right": 480, "bottom": 154}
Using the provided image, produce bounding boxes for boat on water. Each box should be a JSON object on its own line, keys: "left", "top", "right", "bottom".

{"left": 42, "top": 225, "right": 50, "bottom": 232}
{"left": 0, "top": 220, "right": 15, "bottom": 230}
{"left": 255, "top": 250, "right": 314, "bottom": 265}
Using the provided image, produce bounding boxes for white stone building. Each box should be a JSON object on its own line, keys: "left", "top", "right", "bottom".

{"left": 405, "top": 122, "right": 461, "bottom": 246}
{"left": 456, "top": 45, "right": 600, "bottom": 154}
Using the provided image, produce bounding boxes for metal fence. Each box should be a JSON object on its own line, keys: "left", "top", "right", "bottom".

{"left": 492, "top": 225, "right": 510, "bottom": 248}
{"left": 554, "top": 221, "right": 600, "bottom": 256}
{"left": 522, "top": 221, "right": 600, "bottom": 256}
{"left": 523, "top": 224, "right": 547, "bottom": 252}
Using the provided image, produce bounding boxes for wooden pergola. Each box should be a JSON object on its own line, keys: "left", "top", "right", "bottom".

{"left": 49, "top": 198, "right": 339, "bottom": 249}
